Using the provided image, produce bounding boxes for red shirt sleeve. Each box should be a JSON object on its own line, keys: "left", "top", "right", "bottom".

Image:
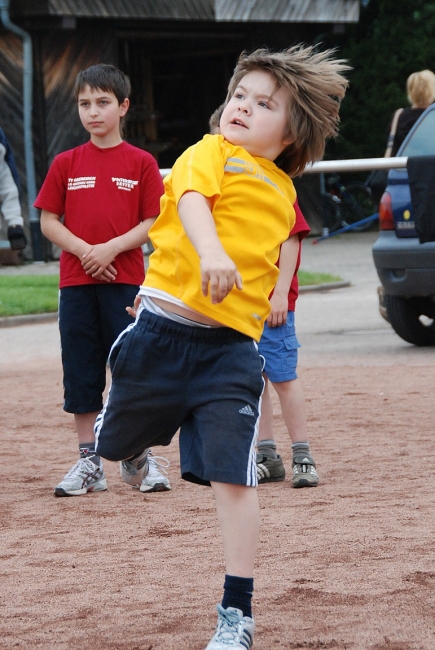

{"left": 290, "top": 199, "right": 310, "bottom": 240}
{"left": 34, "top": 154, "right": 68, "bottom": 215}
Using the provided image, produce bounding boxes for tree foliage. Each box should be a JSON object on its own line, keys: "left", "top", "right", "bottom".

{"left": 325, "top": 0, "right": 435, "bottom": 160}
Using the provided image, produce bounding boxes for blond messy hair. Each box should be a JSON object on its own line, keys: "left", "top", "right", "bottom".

{"left": 225, "top": 45, "right": 350, "bottom": 177}
{"left": 406, "top": 70, "right": 435, "bottom": 108}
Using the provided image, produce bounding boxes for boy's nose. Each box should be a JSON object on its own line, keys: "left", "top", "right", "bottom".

{"left": 237, "top": 104, "right": 249, "bottom": 114}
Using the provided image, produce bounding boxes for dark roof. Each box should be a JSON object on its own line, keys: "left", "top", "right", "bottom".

{"left": 12, "top": 0, "right": 359, "bottom": 22}
{"left": 216, "top": 0, "right": 360, "bottom": 23}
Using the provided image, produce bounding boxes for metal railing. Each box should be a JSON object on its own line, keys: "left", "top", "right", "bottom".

{"left": 0, "top": 157, "right": 410, "bottom": 260}
{"left": 159, "top": 156, "right": 408, "bottom": 178}
{"left": 159, "top": 156, "right": 410, "bottom": 242}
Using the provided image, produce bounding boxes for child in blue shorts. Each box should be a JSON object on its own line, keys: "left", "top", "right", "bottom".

{"left": 256, "top": 201, "right": 319, "bottom": 488}
{"left": 95, "top": 46, "right": 348, "bottom": 648}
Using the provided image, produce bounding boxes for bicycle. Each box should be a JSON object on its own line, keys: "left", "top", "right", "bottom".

{"left": 320, "top": 173, "right": 377, "bottom": 233}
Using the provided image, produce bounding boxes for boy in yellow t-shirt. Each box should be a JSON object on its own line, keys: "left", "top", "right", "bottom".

{"left": 95, "top": 45, "right": 349, "bottom": 649}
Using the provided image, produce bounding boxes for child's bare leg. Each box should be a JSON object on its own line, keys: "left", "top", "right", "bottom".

{"left": 272, "top": 378, "right": 318, "bottom": 487}
{"left": 257, "top": 377, "right": 318, "bottom": 487}
{"left": 209, "top": 480, "right": 258, "bottom": 635}
{"left": 256, "top": 377, "right": 287, "bottom": 483}
{"left": 211, "top": 482, "right": 259, "bottom": 577}
{"left": 258, "top": 376, "right": 307, "bottom": 443}
{"left": 74, "top": 411, "right": 100, "bottom": 444}
{"left": 272, "top": 377, "right": 307, "bottom": 443}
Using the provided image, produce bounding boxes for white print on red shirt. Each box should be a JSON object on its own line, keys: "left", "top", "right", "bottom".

{"left": 112, "top": 177, "right": 139, "bottom": 192}
{"left": 68, "top": 177, "right": 96, "bottom": 190}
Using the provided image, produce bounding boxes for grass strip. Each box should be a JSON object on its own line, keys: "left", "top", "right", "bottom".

{"left": 0, "top": 270, "right": 342, "bottom": 317}
{"left": 298, "top": 270, "right": 342, "bottom": 286}
{"left": 0, "top": 275, "right": 59, "bottom": 317}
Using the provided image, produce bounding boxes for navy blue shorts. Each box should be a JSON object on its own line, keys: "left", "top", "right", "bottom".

{"left": 257, "top": 311, "right": 301, "bottom": 383}
{"left": 95, "top": 310, "right": 264, "bottom": 486}
{"left": 59, "top": 284, "right": 139, "bottom": 414}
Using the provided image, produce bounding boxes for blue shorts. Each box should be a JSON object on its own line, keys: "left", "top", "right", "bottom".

{"left": 95, "top": 310, "right": 264, "bottom": 486}
{"left": 257, "top": 311, "right": 301, "bottom": 383}
{"left": 59, "top": 284, "right": 139, "bottom": 414}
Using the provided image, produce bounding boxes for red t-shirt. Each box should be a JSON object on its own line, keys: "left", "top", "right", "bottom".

{"left": 34, "top": 140, "right": 164, "bottom": 288}
{"left": 271, "top": 199, "right": 310, "bottom": 311}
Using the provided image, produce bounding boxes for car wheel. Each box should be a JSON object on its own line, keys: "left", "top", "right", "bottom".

{"left": 385, "top": 294, "right": 435, "bottom": 346}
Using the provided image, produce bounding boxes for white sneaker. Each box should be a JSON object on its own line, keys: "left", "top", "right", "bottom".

{"left": 120, "top": 447, "right": 150, "bottom": 486}
{"left": 205, "top": 605, "right": 255, "bottom": 649}
{"left": 54, "top": 457, "right": 108, "bottom": 497}
{"left": 140, "top": 452, "right": 171, "bottom": 493}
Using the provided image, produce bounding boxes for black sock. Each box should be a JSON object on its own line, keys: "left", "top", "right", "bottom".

{"left": 221, "top": 574, "right": 254, "bottom": 618}
{"left": 79, "top": 443, "right": 101, "bottom": 467}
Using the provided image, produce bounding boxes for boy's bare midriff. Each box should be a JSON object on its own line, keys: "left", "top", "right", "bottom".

{"left": 152, "top": 297, "right": 224, "bottom": 327}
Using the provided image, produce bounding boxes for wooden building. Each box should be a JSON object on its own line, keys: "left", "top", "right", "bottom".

{"left": 0, "top": 0, "right": 359, "bottom": 256}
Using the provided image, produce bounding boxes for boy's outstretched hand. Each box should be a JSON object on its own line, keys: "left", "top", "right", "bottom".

{"left": 200, "top": 249, "right": 243, "bottom": 304}
{"left": 177, "top": 191, "right": 243, "bottom": 304}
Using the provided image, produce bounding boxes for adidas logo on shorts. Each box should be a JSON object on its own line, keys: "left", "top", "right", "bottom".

{"left": 239, "top": 404, "right": 255, "bottom": 417}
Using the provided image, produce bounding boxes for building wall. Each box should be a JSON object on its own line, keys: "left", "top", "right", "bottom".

{"left": 0, "top": 22, "right": 116, "bottom": 248}
{"left": 0, "top": 16, "right": 339, "bottom": 253}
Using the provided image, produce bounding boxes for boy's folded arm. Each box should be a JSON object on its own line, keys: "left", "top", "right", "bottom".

{"left": 177, "top": 191, "right": 242, "bottom": 304}
{"left": 81, "top": 216, "right": 157, "bottom": 279}
{"left": 40, "top": 209, "right": 91, "bottom": 259}
{"left": 40, "top": 209, "right": 116, "bottom": 282}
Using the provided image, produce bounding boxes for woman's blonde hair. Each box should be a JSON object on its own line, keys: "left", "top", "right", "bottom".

{"left": 225, "top": 45, "right": 350, "bottom": 177}
{"left": 406, "top": 70, "right": 435, "bottom": 108}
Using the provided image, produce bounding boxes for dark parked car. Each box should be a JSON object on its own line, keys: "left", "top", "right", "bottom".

{"left": 372, "top": 104, "right": 435, "bottom": 346}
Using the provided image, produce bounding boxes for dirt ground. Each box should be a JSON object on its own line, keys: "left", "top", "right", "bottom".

{"left": 1, "top": 335, "right": 435, "bottom": 650}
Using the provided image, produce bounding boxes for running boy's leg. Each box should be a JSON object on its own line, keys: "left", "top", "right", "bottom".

{"left": 95, "top": 312, "right": 191, "bottom": 463}
{"left": 212, "top": 482, "right": 259, "bottom": 577}
{"left": 208, "top": 482, "right": 258, "bottom": 648}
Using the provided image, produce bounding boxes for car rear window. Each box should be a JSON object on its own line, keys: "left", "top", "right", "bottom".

{"left": 400, "top": 108, "right": 435, "bottom": 157}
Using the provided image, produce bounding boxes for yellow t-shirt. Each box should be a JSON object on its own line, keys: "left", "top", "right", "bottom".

{"left": 144, "top": 134, "right": 296, "bottom": 340}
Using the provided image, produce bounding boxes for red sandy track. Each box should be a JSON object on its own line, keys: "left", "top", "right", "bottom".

{"left": 1, "top": 350, "right": 434, "bottom": 650}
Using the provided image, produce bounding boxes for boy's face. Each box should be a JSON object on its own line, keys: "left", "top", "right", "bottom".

{"left": 77, "top": 85, "right": 129, "bottom": 145}
{"left": 220, "top": 70, "right": 292, "bottom": 161}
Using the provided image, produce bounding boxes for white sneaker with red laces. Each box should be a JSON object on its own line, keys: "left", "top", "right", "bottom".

{"left": 54, "top": 457, "right": 107, "bottom": 497}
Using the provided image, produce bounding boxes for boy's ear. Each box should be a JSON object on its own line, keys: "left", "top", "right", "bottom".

{"left": 119, "top": 98, "right": 130, "bottom": 117}
{"left": 282, "top": 130, "right": 294, "bottom": 147}
{"left": 281, "top": 138, "right": 294, "bottom": 152}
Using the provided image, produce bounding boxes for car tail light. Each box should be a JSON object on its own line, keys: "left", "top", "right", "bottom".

{"left": 378, "top": 192, "right": 394, "bottom": 230}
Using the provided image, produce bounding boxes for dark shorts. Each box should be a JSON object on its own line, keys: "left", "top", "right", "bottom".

{"left": 59, "top": 284, "right": 139, "bottom": 414}
{"left": 95, "top": 309, "right": 264, "bottom": 486}
{"left": 257, "top": 311, "right": 301, "bottom": 383}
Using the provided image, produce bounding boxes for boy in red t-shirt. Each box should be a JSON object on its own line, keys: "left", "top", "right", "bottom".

{"left": 256, "top": 201, "right": 319, "bottom": 488}
{"left": 35, "top": 64, "right": 168, "bottom": 496}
